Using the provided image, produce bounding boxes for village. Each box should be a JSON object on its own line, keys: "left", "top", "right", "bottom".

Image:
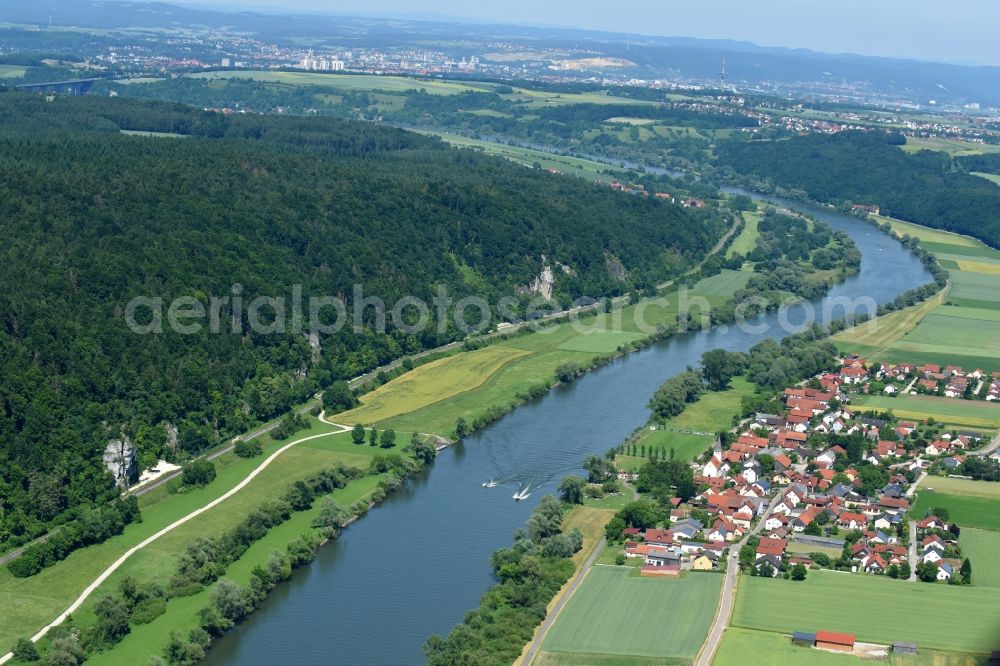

{"left": 609, "top": 353, "right": 1000, "bottom": 659}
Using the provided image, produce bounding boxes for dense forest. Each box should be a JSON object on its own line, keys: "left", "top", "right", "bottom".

{"left": 715, "top": 131, "right": 1000, "bottom": 248}
{"left": 0, "top": 91, "right": 721, "bottom": 549}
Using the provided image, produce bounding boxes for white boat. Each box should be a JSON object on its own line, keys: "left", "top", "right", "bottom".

{"left": 513, "top": 488, "right": 531, "bottom": 501}
{"left": 482, "top": 480, "right": 497, "bottom": 488}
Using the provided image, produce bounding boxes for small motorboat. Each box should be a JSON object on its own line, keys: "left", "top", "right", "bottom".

{"left": 482, "top": 480, "right": 497, "bottom": 488}
{"left": 513, "top": 488, "right": 531, "bottom": 501}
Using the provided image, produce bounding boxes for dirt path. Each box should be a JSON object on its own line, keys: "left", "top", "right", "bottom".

{"left": 0, "top": 424, "right": 350, "bottom": 665}
{"left": 520, "top": 536, "right": 607, "bottom": 666}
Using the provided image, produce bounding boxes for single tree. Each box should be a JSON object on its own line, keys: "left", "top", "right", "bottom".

{"left": 558, "top": 476, "right": 586, "bottom": 505}
{"left": 351, "top": 424, "right": 366, "bottom": 445}
{"left": 379, "top": 429, "right": 396, "bottom": 449}
{"left": 960, "top": 558, "right": 972, "bottom": 585}
{"left": 790, "top": 563, "right": 807, "bottom": 581}
{"left": 368, "top": 427, "right": 378, "bottom": 447}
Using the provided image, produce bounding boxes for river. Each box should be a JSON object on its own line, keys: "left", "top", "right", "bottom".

{"left": 204, "top": 194, "right": 930, "bottom": 665}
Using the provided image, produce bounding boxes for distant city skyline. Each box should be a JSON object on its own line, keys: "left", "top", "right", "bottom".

{"left": 184, "top": 0, "right": 1000, "bottom": 67}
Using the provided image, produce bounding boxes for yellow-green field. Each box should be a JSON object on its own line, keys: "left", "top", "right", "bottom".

{"left": 874, "top": 216, "right": 980, "bottom": 248}
{"left": 918, "top": 475, "right": 1000, "bottom": 498}
{"left": 900, "top": 137, "right": 1000, "bottom": 157}
{"left": 832, "top": 287, "right": 944, "bottom": 353}
{"left": 335, "top": 345, "right": 530, "bottom": 424}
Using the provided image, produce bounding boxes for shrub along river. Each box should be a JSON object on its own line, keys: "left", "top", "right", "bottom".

{"left": 204, "top": 192, "right": 931, "bottom": 664}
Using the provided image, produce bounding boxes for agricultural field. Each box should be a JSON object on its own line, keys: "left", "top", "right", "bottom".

{"left": 335, "top": 345, "right": 530, "bottom": 425}
{"left": 0, "top": 423, "right": 385, "bottom": 654}
{"left": 533, "top": 652, "right": 688, "bottom": 666}
{"left": 899, "top": 137, "right": 1000, "bottom": 157}
{"left": 732, "top": 570, "right": 1000, "bottom": 653}
{"left": 687, "top": 269, "right": 752, "bottom": 306}
{"left": 959, "top": 529, "right": 1000, "bottom": 589}
{"left": 859, "top": 216, "right": 1000, "bottom": 373}
{"left": 726, "top": 211, "right": 761, "bottom": 259}
{"left": 850, "top": 394, "right": 1000, "bottom": 432}
{"left": 188, "top": 70, "right": 495, "bottom": 94}
{"left": 715, "top": 628, "right": 989, "bottom": 666}
{"left": 540, "top": 566, "right": 721, "bottom": 659}
{"left": 832, "top": 289, "right": 944, "bottom": 355}
{"left": 911, "top": 491, "right": 1000, "bottom": 531}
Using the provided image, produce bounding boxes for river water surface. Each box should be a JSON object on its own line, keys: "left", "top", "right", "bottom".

{"left": 204, "top": 194, "right": 930, "bottom": 665}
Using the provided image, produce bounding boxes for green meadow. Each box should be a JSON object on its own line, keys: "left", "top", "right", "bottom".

{"left": 732, "top": 570, "right": 1000, "bottom": 653}
{"left": 911, "top": 491, "right": 1000, "bottom": 531}
{"left": 851, "top": 394, "right": 1000, "bottom": 432}
{"left": 959, "top": 529, "right": 1000, "bottom": 588}
{"left": 541, "top": 566, "right": 721, "bottom": 659}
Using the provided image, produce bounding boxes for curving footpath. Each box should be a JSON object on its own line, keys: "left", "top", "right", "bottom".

{"left": 0, "top": 423, "right": 349, "bottom": 665}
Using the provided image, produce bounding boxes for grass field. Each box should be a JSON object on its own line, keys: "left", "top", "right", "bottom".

{"left": 732, "top": 570, "right": 1000, "bottom": 653}
{"left": 726, "top": 211, "right": 761, "bottom": 259}
{"left": 917, "top": 475, "right": 1000, "bottom": 498}
{"left": 689, "top": 270, "right": 752, "bottom": 301}
{"left": 971, "top": 172, "right": 1000, "bottom": 187}
{"left": 716, "top": 628, "right": 990, "bottom": 666}
{"left": 900, "top": 137, "right": 1000, "bottom": 157}
{"left": 875, "top": 216, "right": 982, "bottom": 248}
{"left": 832, "top": 289, "right": 944, "bottom": 353}
{"left": 851, "top": 394, "right": 1000, "bottom": 431}
{"left": 911, "top": 491, "right": 1000, "bottom": 531}
{"left": 559, "top": 330, "right": 645, "bottom": 353}
{"left": 541, "top": 566, "right": 721, "bottom": 659}
{"left": 0, "top": 422, "right": 387, "bottom": 654}
{"left": 959, "top": 529, "right": 1000, "bottom": 588}
{"left": 630, "top": 430, "right": 715, "bottom": 463}
{"left": 335, "top": 345, "right": 529, "bottom": 424}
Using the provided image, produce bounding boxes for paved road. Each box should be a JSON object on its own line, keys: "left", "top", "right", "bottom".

{"left": 696, "top": 493, "right": 782, "bottom": 666}
{"left": 521, "top": 536, "right": 607, "bottom": 666}
{"left": 969, "top": 431, "right": 1000, "bottom": 458}
{"left": 0, "top": 424, "right": 350, "bottom": 666}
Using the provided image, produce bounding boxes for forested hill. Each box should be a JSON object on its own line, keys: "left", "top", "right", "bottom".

{"left": 716, "top": 131, "right": 1000, "bottom": 249}
{"left": 0, "top": 90, "right": 721, "bottom": 546}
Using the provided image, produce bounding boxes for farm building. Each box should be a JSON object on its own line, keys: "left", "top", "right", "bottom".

{"left": 792, "top": 632, "right": 816, "bottom": 647}
{"left": 893, "top": 642, "right": 918, "bottom": 655}
{"left": 815, "top": 630, "right": 856, "bottom": 653}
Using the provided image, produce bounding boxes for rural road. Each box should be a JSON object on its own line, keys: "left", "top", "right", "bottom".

{"left": 969, "top": 431, "right": 1000, "bottom": 458}
{"left": 0, "top": 424, "right": 350, "bottom": 665}
{"left": 907, "top": 521, "right": 918, "bottom": 581}
{"left": 521, "top": 536, "right": 607, "bottom": 666}
{"left": 696, "top": 493, "right": 782, "bottom": 666}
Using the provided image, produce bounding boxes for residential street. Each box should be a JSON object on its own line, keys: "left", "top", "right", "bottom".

{"left": 695, "top": 493, "right": 783, "bottom": 666}
{"left": 907, "top": 521, "right": 918, "bottom": 581}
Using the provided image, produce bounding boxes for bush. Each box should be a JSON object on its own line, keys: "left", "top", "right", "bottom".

{"left": 131, "top": 597, "right": 168, "bottom": 625}
{"left": 181, "top": 460, "right": 216, "bottom": 487}
{"left": 12, "top": 638, "right": 39, "bottom": 662}
{"left": 233, "top": 439, "right": 263, "bottom": 459}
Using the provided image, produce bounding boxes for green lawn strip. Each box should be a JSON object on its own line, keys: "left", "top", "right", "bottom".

{"left": 541, "top": 567, "right": 721, "bottom": 658}
{"left": 959, "top": 529, "right": 1000, "bottom": 589}
{"left": 726, "top": 211, "right": 762, "bottom": 258}
{"left": 633, "top": 430, "right": 714, "bottom": 462}
{"left": 0, "top": 423, "right": 367, "bottom": 651}
{"left": 715, "top": 628, "right": 988, "bottom": 666}
{"left": 732, "top": 570, "right": 999, "bottom": 653}
{"left": 84, "top": 475, "right": 384, "bottom": 665}
{"left": 911, "top": 492, "right": 1000, "bottom": 531}
{"left": 582, "top": 493, "right": 634, "bottom": 511}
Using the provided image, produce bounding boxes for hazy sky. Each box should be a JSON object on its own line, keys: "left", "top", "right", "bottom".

{"left": 189, "top": 0, "right": 1000, "bottom": 66}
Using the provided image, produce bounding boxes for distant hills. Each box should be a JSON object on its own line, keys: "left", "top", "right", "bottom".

{"left": 4, "top": 0, "right": 1000, "bottom": 106}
